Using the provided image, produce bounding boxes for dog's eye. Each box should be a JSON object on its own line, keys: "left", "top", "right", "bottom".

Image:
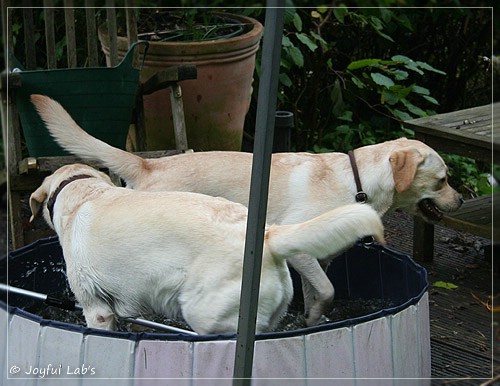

{"left": 436, "top": 177, "right": 447, "bottom": 189}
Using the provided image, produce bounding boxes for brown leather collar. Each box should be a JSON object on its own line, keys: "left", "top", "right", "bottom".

{"left": 347, "top": 150, "right": 368, "bottom": 203}
{"left": 47, "top": 174, "right": 94, "bottom": 222}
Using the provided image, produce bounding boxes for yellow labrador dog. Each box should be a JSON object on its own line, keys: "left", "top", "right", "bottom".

{"left": 31, "top": 94, "right": 462, "bottom": 326}
{"left": 29, "top": 163, "right": 384, "bottom": 335}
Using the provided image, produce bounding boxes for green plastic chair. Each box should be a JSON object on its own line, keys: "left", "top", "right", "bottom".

{"left": 14, "top": 41, "right": 148, "bottom": 157}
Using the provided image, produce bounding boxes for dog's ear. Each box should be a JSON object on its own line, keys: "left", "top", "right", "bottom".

{"left": 389, "top": 148, "right": 425, "bottom": 193}
{"left": 29, "top": 186, "right": 48, "bottom": 222}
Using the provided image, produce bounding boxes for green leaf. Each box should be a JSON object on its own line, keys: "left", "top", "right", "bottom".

{"left": 311, "top": 10, "right": 321, "bottom": 19}
{"left": 390, "top": 69, "right": 409, "bottom": 81}
{"left": 411, "top": 85, "right": 430, "bottom": 95}
{"left": 288, "top": 45, "right": 304, "bottom": 67}
{"left": 284, "top": 8, "right": 297, "bottom": 25}
{"left": 333, "top": 7, "right": 349, "bottom": 23}
{"left": 433, "top": 281, "right": 459, "bottom": 290}
{"left": 336, "top": 125, "right": 351, "bottom": 134}
{"left": 401, "top": 99, "right": 427, "bottom": 117}
{"left": 416, "top": 61, "right": 446, "bottom": 75}
{"left": 377, "top": 31, "right": 395, "bottom": 42}
{"left": 310, "top": 31, "right": 328, "bottom": 47}
{"left": 347, "top": 59, "right": 381, "bottom": 70}
{"left": 371, "top": 73, "right": 395, "bottom": 88}
{"left": 382, "top": 90, "right": 400, "bottom": 105}
{"left": 279, "top": 73, "right": 292, "bottom": 87}
{"left": 338, "top": 111, "right": 353, "bottom": 121}
{"left": 296, "top": 33, "right": 318, "bottom": 52}
{"left": 369, "top": 16, "right": 384, "bottom": 31}
{"left": 389, "top": 108, "right": 413, "bottom": 121}
{"left": 293, "top": 12, "right": 303, "bottom": 32}
{"left": 326, "top": 58, "right": 333, "bottom": 69}
{"left": 282, "top": 35, "right": 293, "bottom": 47}
{"left": 404, "top": 62, "right": 424, "bottom": 75}
{"left": 391, "top": 54, "right": 412, "bottom": 63}
{"left": 389, "top": 84, "right": 413, "bottom": 99}
{"left": 422, "top": 95, "right": 439, "bottom": 105}
{"left": 351, "top": 76, "right": 366, "bottom": 89}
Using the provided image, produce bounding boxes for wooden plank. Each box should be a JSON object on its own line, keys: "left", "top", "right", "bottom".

{"left": 416, "top": 131, "right": 493, "bottom": 162}
{"left": 441, "top": 193, "right": 498, "bottom": 240}
{"left": 7, "top": 81, "right": 25, "bottom": 248}
{"left": 105, "top": 1, "right": 119, "bottom": 67}
{"left": 64, "top": 2, "right": 77, "bottom": 68}
{"left": 447, "top": 195, "right": 493, "bottom": 224}
{"left": 22, "top": 2, "right": 36, "bottom": 69}
{"left": 405, "top": 103, "right": 499, "bottom": 162}
{"left": 85, "top": 1, "right": 99, "bottom": 67}
{"left": 141, "top": 65, "right": 197, "bottom": 95}
{"left": 170, "top": 83, "right": 189, "bottom": 151}
{"left": 413, "top": 216, "right": 435, "bottom": 262}
{"left": 44, "top": 2, "right": 56, "bottom": 69}
{"left": 10, "top": 173, "right": 52, "bottom": 192}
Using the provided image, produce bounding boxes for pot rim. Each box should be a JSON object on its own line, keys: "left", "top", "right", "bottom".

{"left": 99, "top": 12, "right": 263, "bottom": 52}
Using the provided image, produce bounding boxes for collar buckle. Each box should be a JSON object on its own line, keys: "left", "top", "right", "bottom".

{"left": 355, "top": 191, "right": 368, "bottom": 203}
{"left": 348, "top": 150, "right": 369, "bottom": 204}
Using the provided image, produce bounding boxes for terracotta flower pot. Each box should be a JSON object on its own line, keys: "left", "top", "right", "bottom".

{"left": 99, "top": 12, "right": 263, "bottom": 151}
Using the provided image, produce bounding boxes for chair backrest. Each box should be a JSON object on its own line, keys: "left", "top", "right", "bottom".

{"left": 4, "top": 0, "right": 138, "bottom": 70}
{"left": 2, "top": 1, "right": 145, "bottom": 159}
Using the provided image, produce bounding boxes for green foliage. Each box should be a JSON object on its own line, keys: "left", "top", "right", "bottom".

{"left": 441, "top": 154, "right": 497, "bottom": 197}
{"left": 433, "top": 281, "right": 459, "bottom": 290}
{"left": 244, "top": 6, "right": 492, "bottom": 196}
{"left": 9, "top": 5, "right": 493, "bottom": 195}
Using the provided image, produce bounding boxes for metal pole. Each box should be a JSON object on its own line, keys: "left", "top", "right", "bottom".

{"left": 233, "top": 3, "right": 285, "bottom": 384}
{"left": 0, "top": 283, "right": 198, "bottom": 336}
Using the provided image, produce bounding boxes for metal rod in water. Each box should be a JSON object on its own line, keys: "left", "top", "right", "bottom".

{"left": 0, "top": 283, "right": 198, "bottom": 336}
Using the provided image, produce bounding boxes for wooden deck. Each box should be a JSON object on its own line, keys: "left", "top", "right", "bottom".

{"left": 384, "top": 211, "right": 498, "bottom": 384}
{"left": 442, "top": 193, "right": 498, "bottom": 241}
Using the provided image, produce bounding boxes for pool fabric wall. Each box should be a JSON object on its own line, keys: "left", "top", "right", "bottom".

{"left": 1, "top": 237, "right": 431, "bottom": 384}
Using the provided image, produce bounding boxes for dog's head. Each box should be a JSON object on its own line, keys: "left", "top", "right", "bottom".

{"left": 389, "top": 139, "right": 463, "bottom": 223}
{"left": 30, "top": 164, "right": 112, "bottom": 228}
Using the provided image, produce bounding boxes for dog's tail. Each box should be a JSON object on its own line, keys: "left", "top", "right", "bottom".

{"left": 267, "top": 203, "right": 385, "bottom": 261}
{"left": 30, "top": 94, "right": 145, "bottom": 186}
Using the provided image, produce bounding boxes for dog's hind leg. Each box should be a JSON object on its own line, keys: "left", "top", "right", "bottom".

{"left": 82, "top": 302, "right": 116, "bottom": 330}
{"left": 287, "top": 254, "right": 335, "bottom": 327}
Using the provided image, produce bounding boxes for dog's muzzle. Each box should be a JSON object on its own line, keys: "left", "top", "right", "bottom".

{"left": 418, "top": 198, "right": 444, "bottom": 222}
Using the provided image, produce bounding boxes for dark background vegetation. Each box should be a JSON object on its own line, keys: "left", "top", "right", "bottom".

{"left": 2, "top": 1, "right": 498, "bottom": 197}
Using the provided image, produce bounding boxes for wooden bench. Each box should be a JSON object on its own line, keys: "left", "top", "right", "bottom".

{"left": 405, "top": 103, "right": 498, "bottom": 261}
{"left": 441, "top": 193, "right": 498, "bottom": 240}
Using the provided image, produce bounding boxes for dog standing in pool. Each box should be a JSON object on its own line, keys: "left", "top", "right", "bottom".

{"left": 30, "top": 163, "right": 384, "bottom": 334}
